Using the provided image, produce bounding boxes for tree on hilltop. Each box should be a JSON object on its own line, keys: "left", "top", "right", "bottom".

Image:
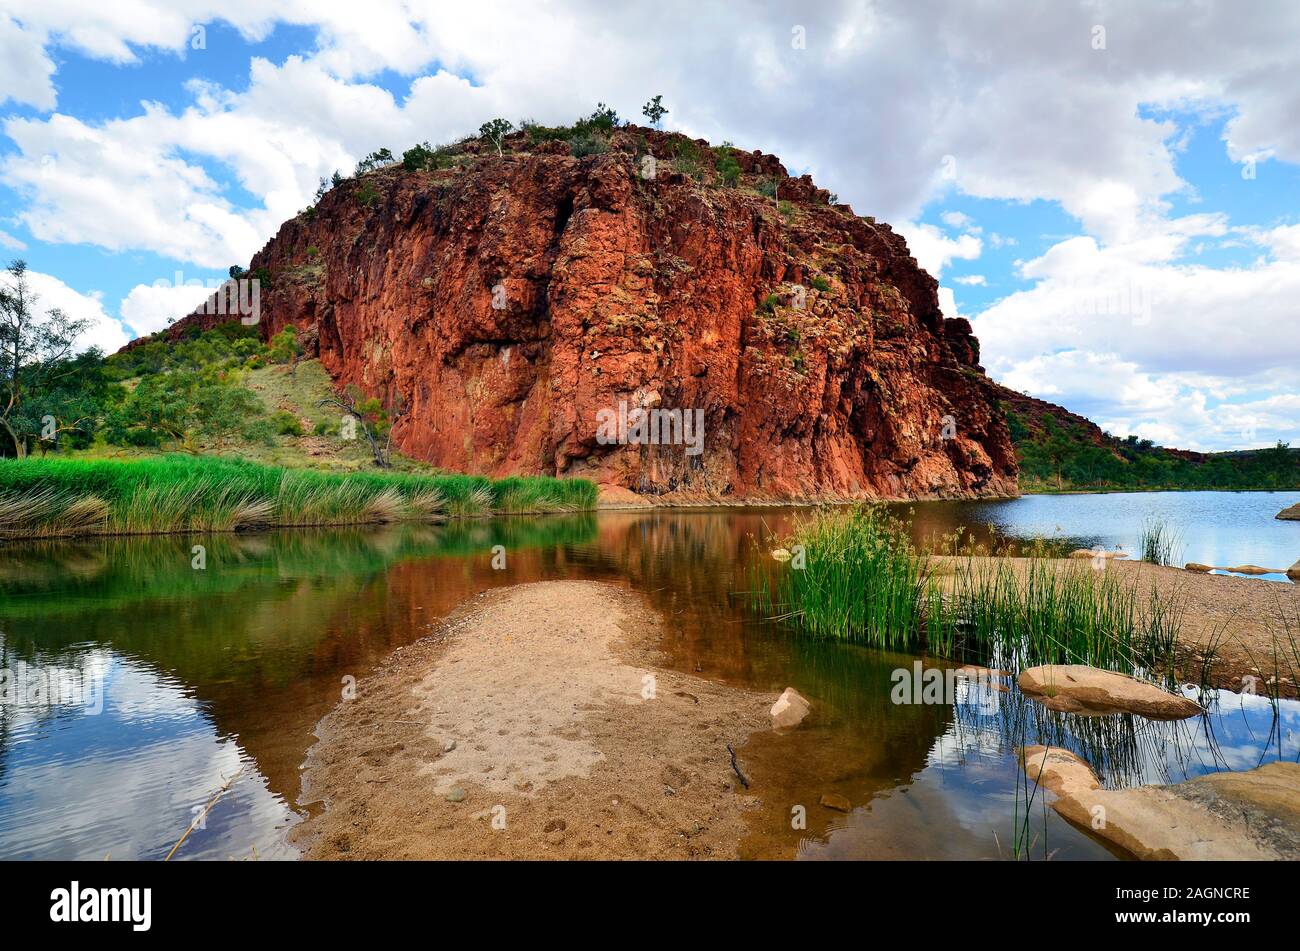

{"left": 479, "top": 119, "right": 514, "bottom": 156}
{"left": 642, "top": 95, "right": 668, "bottom": 128}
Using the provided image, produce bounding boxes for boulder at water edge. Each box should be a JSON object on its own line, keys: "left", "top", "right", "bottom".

{"left": 1277, "top": 503, "right": 1300, "bottom": 521}
{"left": 1018, "top": 665, "right": 1201, "bottom": 719}
{"left": 770, "top": 687, "right": 811, "bottom": 729}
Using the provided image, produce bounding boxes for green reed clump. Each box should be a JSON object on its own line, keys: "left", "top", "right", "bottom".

{"left": 934, "top": 557, "right": 1183, "bottom": 677}
{"left": 754, "top": 505, "right": 932, "bottom": 650}
{"left": 756, "top": 504, "right": 1183, "bottom": 678}
{"left": 0, "top": 456, "right": 597, "bottom": 539}
{"left": 1138, "top": 515, "right": 1180, "bottom": 566}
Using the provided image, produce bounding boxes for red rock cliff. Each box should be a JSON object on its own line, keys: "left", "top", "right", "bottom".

{"left": 166, "top": 127, "right": 1019, "bottom": 501}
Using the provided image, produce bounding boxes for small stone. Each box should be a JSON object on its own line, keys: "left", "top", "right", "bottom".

{"left": 820, "top": 793, "right": 851, "bottom": 812}
{"left": 770, "top": 686, "right": 811, "bottom": 729}
{"left": 443, "top": 740, "right": 457, "bottom": 753}
{"left": 1184, "top": 562, "right": 1212, "bottom": 572}
{"left": 446, "top": 788, "right": 466, "bottom": 803}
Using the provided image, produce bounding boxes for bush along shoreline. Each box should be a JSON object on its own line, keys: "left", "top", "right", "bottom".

{"left": 0, "top": 456, "right": 598, "bottom": 540}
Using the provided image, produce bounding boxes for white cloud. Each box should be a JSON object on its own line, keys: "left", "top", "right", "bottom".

{"left": 941, "top": 210, "right": 977, "bottom": 232}
{"left": 937, "top": 286, "right": 962, "bottom": 321}
{"left": 897, "top": 222, "right": 982, "bottom": 280}
{"left": 22, "top": 270, "right": 131, "bottom": 354}
{"left": 975, "top": 220, "right": 1300, "bottom": 449}
{"left": 119, "top": 281, "right": 213, "bottom": 337}
{"left": 953, "top": 274, "right": 985, "bottom": 286}
{"left": 0, "top": 14, "right": 56, "bottom": 109}
{"left": 978, "top": 221, "right": 1300, "bottom": 382}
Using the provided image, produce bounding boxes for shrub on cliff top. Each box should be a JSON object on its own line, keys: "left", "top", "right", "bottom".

{"left": 521, "top": 120, "right": 573, "bottom": 144}
{"left": 355, "top": 148, "right": 395, "bottom": 175}
{"left": 574, "top": 102, "right": 620, "bottom": 135}
{"left": 403, "top": 141, "right": 441, "bottom": 171}
{"left": 669, "top": 138, "right": 703, "bottom": 178}
{"left": 568, "top": 134, "right": 609, "bottom": 158}
{"left": 715, "top": 150, "right": 742, "bottom": 187}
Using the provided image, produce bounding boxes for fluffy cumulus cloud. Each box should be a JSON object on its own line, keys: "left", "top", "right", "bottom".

{"left": 976, "top": 219, "right": 1300, "bottom": 449}
{"left": 22, "top": 270, "right": 130, "bottom": 354}
{"left": 0, "top": 0, "right": 1297, "bottom": 448}
{"left": 119, "top": 280, "right": 215, "bottom": 337}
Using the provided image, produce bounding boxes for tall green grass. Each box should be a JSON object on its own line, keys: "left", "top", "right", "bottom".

{"left": 0, "top": 456, "right": 597, "bottom": 539}
{"left": 752, "top": 506, "right": 931, "bottom": 650}
{"left": 755, "top": 504, "right": 1183, "bottom": 679}
{"left": 928, "top": 557, "right": 1183, "bottom": 676}
{"left": 1138, "top": 515, "right": 1180, "bottom": 566}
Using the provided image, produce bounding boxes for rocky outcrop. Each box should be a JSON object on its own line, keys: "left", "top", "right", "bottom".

{"left": 1017, "top": 665, "right": 1201, "bottom": 719}
{"left": 1278, "top": 502, "right": 1300, "bottom": 520}
{"left": 1022, "top": 748, "right": 1300, "bottom": 860}
{"left": 157, "top": 125, "right": 1018, "bottom": 502}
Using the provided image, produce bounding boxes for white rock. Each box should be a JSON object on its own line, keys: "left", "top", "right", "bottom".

{"left": 770, "top": 687, "right": 810, "bottom": 729}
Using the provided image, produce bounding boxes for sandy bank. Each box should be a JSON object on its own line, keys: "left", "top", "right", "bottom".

{"left": 294, "top": 581, "right": 773, "bottom": 859}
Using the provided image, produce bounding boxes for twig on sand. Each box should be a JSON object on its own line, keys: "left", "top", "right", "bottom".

{"left": 165, "top": 767, "right": 243, "bottom": 861}
{"left": 726, "top": 743, "right": 750, "bottom": 789}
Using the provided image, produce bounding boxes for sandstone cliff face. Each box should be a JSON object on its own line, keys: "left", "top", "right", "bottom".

{"left": 172, "top": 127, "right": 1018, "bottom": 501}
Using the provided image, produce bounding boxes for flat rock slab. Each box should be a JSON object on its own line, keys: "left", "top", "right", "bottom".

{"left": 1023, "top": 751, "right": 1300, "bottom": 860}
{"left": 1018, "top": 664, "right": 1202, "bottom": 719}
{"left": 1277, "top": 502, "right": 1300, "bottom": 521}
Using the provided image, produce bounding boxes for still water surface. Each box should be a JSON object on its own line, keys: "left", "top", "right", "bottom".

{"left": 1, "top": 491, "right": 1297, "bottom": 860}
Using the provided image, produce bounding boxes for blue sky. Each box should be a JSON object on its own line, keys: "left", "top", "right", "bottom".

{"left": 1, "top": 1, "right": 1297, "bottom": 451}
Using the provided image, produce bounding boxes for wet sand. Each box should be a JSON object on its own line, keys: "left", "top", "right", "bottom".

{"left": 294, "top": 581, "right": 773, "bottom": 859}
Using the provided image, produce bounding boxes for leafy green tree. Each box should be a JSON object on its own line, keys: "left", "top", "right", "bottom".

{"left": 580, "top": 103, "right": 620, "bottom": 134}
{"left": 403, "top": 141, "right": 438, "bottom": 171}
{"left": 268, "top": 325, "right": 304, "bottom": 376}
{"left": 107, "top": 368, "right": 269, "bottom": 453}
{"left": 478, "top": 119, "right": 514, "bottom": 157}
{"left": 641, "top": 95, "right": 668, "bottom": 128}
{"left": 355, "top": 148, "right": 395, "bottom": 174}
{"left": 19, "top": 349, "right": 111, "bottom": 454}
{"left": 0, "top": 260, "right": 95, "bottom": 458}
